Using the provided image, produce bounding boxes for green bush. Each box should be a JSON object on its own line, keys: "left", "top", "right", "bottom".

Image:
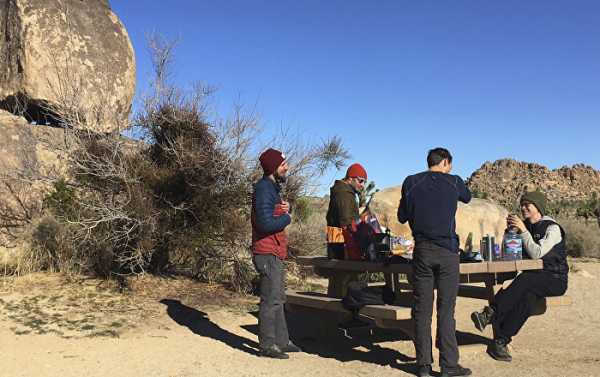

{"left": 287, "top": 203, "right": 326, "bottom": 258}
{"left": 293, "top": 197, "right": 313, "bottom": 224}
{"left": 560, "top": 218, "right": 600, "bottom": 258}
{"left": 43, "top": 179, "right": 78, "bottom": 220}
{"left": 471, "top": 190, "right": 489, "bottom": 200}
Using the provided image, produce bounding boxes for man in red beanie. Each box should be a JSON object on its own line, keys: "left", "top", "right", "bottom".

{"left": 326, "top": 163, "right": 368, "bottom": 260}
{"left": 251, "top": 148, "right": 301, "bottom": 359}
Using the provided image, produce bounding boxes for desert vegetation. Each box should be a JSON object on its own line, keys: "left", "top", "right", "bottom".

{"left": 0, "top": 35, "right": 348, "bottom": 292}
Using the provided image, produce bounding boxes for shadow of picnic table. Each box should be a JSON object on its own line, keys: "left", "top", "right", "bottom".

{"left": 160, "top": 299, "right": 259, "bottom": 356}
{"left": 241, "top": 307, "right": 418, "bottom": 374}
{"left": 243, "top": 305, "right": 490, "bottom": 375}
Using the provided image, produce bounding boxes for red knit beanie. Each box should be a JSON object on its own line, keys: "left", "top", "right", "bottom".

{"left": 346, "top": 163, "right": 367, "bottom": 180}
{"left": 259, "top": 148, "right": 286, "bottom": 176}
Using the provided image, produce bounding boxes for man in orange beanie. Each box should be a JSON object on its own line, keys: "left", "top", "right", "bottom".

{"left": 325, "top": 163, "right": 368, "bottom": 260}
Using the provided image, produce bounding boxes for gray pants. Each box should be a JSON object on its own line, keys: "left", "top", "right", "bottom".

{"left": 412, "top": 242, "right": 460, "bottom": 367}
{"left": 253, "top": 254, "right": 290, "bottom": 349}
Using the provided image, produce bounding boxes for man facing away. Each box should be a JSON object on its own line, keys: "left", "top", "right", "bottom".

{"left": 397, "top": 148, "right": 472, "bottom": 377}
{"left": 325, "top": 163, "right": 368, "bottom": 260}
{"left": 251, "top": 148, "right": 301, "bottom": 359}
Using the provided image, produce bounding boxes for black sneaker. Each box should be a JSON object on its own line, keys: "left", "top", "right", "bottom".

{"left": 471, "top": 306, "right": 494, "bottom": 332}
{"left": 441, "top": 364, "right": 472, "bottom": 377}
{"left": 487, "top": 339, "right": 512, "bottom": 362}
{"left": 259, "top": 344, "right": 289, "bottom": 359}
{"left": 280, "top": 341, "right": 301, "bottom": 353}
{"left": 417, "top": 364, "right": 433, "bottom": 377}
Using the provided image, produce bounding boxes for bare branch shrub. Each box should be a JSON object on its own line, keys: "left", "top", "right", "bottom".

{"left": 1, "top": 32, "right": 349, "bottom": 293}
{"left": 0, "top": 179, "right": 43, "bottom": 245}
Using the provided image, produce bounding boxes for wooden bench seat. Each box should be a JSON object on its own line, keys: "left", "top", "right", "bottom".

{"left": 531, "top": 295, "right": 573, "bottom": 315}
{"left": 286, "top": 290, "right": 411, "bottom": 321}
{"left": 544, "top": 295, "right": 573, "bottom": 306}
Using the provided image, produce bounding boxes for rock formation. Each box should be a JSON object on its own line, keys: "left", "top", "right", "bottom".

{"left": 467, "top": 159, "right": 600, "bottom": 211}
{"left": 0, "top": 0, "right": 136, "bottom": 132}
{"left": 0, "top": 110, "right": 67, "bottom": 256}
{"left": 369, "top": 186, "right": 509, "bottom": 251}
{"left": 0, "top": 109, "right": 65, "bottom": 174}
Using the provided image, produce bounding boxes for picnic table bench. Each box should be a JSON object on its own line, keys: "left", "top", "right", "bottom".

{"left": 287, "top": 256, "right": 571, "bottom": 340}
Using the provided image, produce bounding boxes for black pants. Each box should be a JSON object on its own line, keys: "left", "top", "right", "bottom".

{"left": 412, "top": 242, "right": 460, "bottom": 367}
{"left": 253, "top": 254, "right": 290, "bottom": 350}
{"left": 327, "top": 243, "right": 345, "bottom": 259}
{"left": 492, "top": 270, "right": 567, "bottom": 343}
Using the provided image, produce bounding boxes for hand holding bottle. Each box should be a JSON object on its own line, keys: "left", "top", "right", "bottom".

{"left": 507, "top": 214, "right": 526, "bottom": 233}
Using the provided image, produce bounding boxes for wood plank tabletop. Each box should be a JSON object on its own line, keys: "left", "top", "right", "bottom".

{"left": 295, "top": 256, "right": 543, "bottom": 274}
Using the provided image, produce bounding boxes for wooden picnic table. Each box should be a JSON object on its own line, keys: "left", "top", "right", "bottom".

{"left": 295, "top": 255, "right": 543, "bottom": 301}
{"left": 288, "top": 256, "right": 549, "bottom": 341}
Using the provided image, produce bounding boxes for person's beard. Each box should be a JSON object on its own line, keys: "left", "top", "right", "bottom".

{"left": 274, "top": 172, "right": 287, "bottom": 184}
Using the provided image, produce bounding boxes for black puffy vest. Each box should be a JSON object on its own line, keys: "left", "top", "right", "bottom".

{"left": 526, "top": 219, "right": 569, "bottom": 276}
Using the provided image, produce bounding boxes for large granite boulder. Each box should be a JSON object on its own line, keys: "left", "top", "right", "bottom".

{"left": 369, "top": 186, "right": 510, "bottom": 250}
{"left": 0, "top": 0, "right": 135, "bottom": 132}
{"left": 0, "top": 110, "right": 67, "bottom": 250}
{"left": 0, "top": 110, "right": 65, "bottom": 175}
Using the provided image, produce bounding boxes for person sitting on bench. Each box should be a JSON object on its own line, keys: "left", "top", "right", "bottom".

{"left": 471, "top": 190, "right": 569, "bottom": 362}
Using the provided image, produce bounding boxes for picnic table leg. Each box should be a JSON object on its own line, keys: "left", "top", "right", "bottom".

{"left": 384, "top": 273, "right": 394, "bottom": 291}
{"left": 314, "top": 267, "right": 357, "bottom": 298}
{"left": 484, "top": 274, "right": 503, "bottom": 339}
{"left": 484, "top": 274, "right": 503, "bottom": 304}
{"left": 328, "top": 272, "right": 358, "bottom": 298}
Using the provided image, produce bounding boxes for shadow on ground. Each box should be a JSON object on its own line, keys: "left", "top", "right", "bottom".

{"left": 160, "top": 299, "right": 489, "bottom": 375}
{"left": 160, "top": 299, "right": 259, "bottom": 356}
{"left": 242, "top": 305, "right": 490, "bottom": 376}
{"left": 241, "top": 306, "right": 418, "bottom": 374}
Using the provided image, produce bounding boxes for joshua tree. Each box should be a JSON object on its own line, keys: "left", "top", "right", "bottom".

{"left": 359, "top": 181, "right": 379, "bottom": 209}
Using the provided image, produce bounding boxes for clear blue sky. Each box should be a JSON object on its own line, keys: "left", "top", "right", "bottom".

{"left": 111, "top": 1, "right": 600, "bottom": 194}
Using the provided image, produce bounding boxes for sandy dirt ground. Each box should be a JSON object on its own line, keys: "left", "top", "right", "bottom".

{"left": 1, "top": 261, "right": 599, "bottom": 377}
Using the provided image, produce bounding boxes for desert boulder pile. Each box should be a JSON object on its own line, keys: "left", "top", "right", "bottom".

{"left": 467, "top": 159, "right": 600, "bottom": 210}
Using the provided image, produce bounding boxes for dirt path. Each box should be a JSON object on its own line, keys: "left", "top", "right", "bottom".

{"left": 2, "top": 262, "right": 599, "bottom": 377}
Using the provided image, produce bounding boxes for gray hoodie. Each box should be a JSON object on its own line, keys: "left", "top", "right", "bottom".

{"left": 521, "top": 216, "right": 562, "bottom": 259}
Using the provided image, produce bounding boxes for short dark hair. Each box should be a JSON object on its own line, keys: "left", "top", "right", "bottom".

{"left": 427, "top": 147, "right": 453, "bottom": 167}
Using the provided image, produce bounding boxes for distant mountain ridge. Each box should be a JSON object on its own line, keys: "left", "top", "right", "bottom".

{"left": 466, "top": 159, "right": 600, "bottom": 212}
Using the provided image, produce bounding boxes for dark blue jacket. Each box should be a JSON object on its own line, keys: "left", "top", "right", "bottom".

{"left": 398, "top": 171, "right": 471, "bottom": 252}
{"left": 251, "top": 177, "right": 291, "bottom": 258}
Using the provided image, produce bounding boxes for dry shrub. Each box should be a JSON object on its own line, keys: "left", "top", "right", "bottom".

{"left": 0, "top": 179, "right": 43, "bottom": 246}
{"left": 0, "top": 35, "right": 349, "bottom": 293}
{"left": 560, "top": 218, "right": 600, "bottom": 259}
{"left": 287, "top": 197, "right": 328, "bottom": 258}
